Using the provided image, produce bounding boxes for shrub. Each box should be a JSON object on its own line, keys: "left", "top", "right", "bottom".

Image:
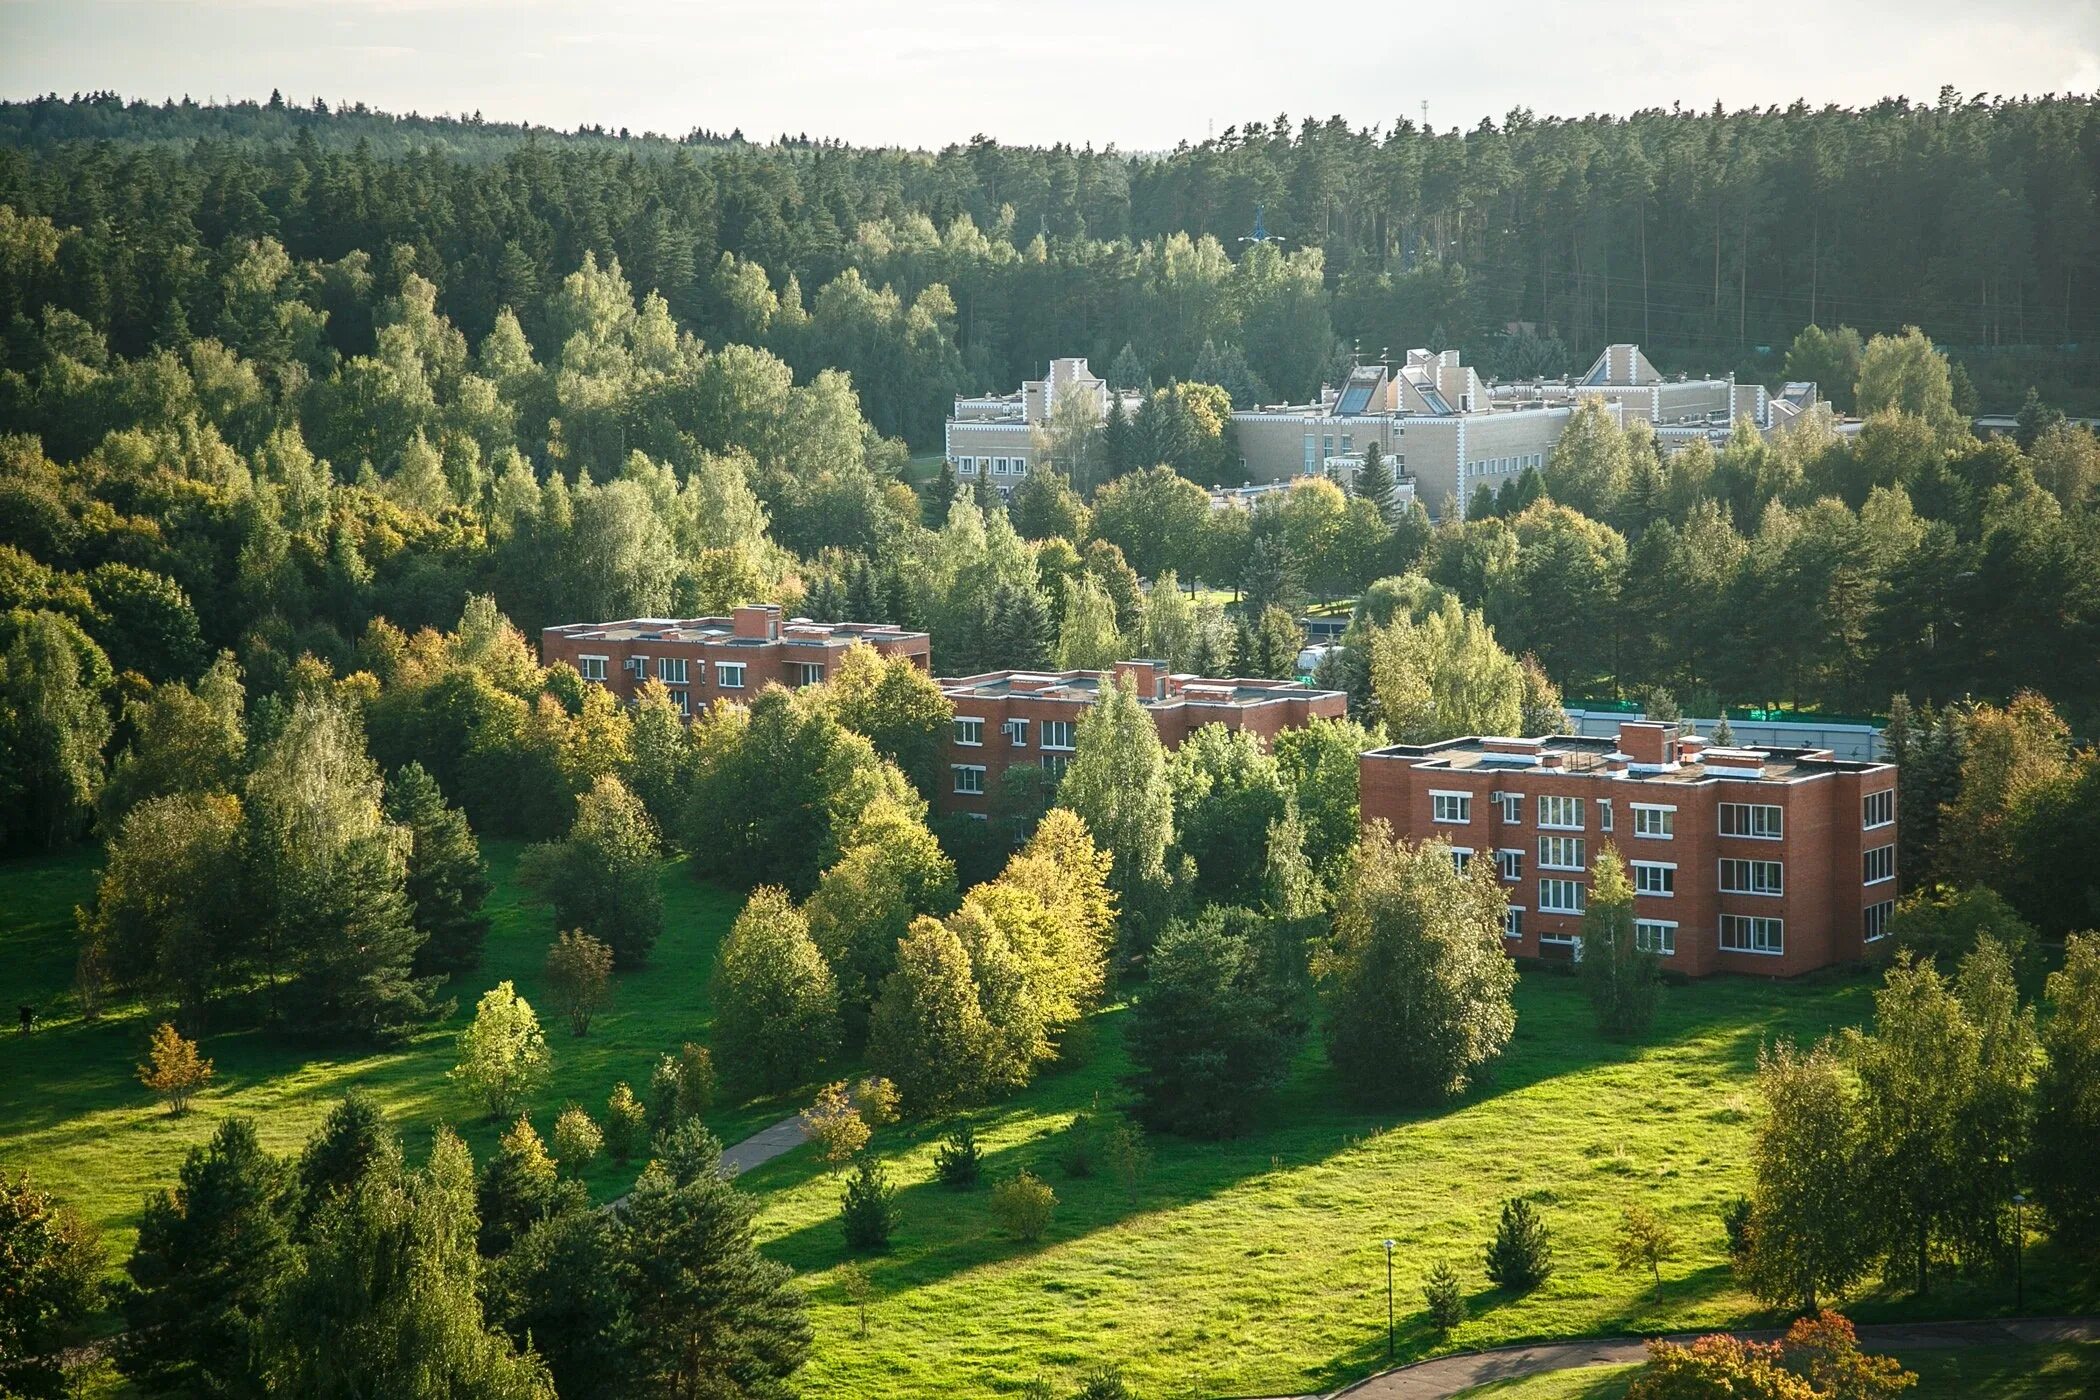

{"left": 1720, "top": 1194, "right": 1753, "bottom": 1265}
{"left": 139, "top": 1022, "right": 213, "bottom": 1114}
{"left": 603, "top": 1082, "right": 645, "bottom": 1165}
{"left": 840, "top": 1157, "right": 898, "bottom": 1252}
{"left": 1057, "top": 1113, "right": 1097, "bottom": 1178}
{"left": 543, "top": 930, "right": 613, "bottom": 1036}
{"left": 990, "top": 1170, "right": 1057, "bottom": 1243}
{"left": 855, "top": 1075, "right": 901, "bottom": 1128}
{"left": 1423, "top": 1259, "right": 1465, "bottom": 1332}
{"left": 1073, "top": 1366, "right": 1135, "bottom": 1400}
{"left": 647, "top": 1043, "right": 715, "bottom": 1138}
{"left": 1103, "top": 1119, "right": 1152, "bottom": 1203}
{"left": 932, "top": 1123, "right": 983, "bottom": 1190}
{"left": 551, "top": 1104, "right": 602, "bottom": 1177}
{"left": 802, "top": 1081, "right": 872, "bottom": 1165}
{"left": 1484, "top": 1197, "right": 1554, "bottom": 1292}
{"left": 1613, "top": 1204, "right": 1679, "bottom": 1285}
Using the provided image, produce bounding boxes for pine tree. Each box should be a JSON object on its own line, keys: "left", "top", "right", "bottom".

{"left": 839, "top": 1157, "right": 898, "bottom": 1251}
{"left": 477, "top": 1115, "right": 567, "bottom": 1257}
{"left": 1353, "top": 441, "right": 1397, "bottom": 523}
{"left": 121, "top": 1119, "right": 297, "bottom": 1397}
{"left": 385, "top": 762, "right": 491, "bottom": 978}
{"left": 1484, "top": 1197, "right": 1555, "bottom": 1292}
{"left": 486, "top": 1208, "right": 636, "bottom": 1400}
{"left": 296, "top": 1089, "right": 398, "bottom": 1234}
{"left": 929, "top": 462, "right": 959, "bottom": 522}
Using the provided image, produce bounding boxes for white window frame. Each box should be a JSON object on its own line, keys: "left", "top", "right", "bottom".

{"left": 1864, "top": 899, "right": 1895, "bottom": 942}
{"left": 1491, "top": 791, "right": 1524, "bottom": 824}
{"left": 951, "top": 764, "right": 986, "bottom": 795}
{"left": 1863, "top": 789, "right": 1894, "bottom": 829}
{"left": 715, "top": 661, "right": 746, "bottom": 690}
{"left": 1632, "top": 803, "right": 1675, "bottom": 839}
{"left": 1004, "top": 718, "right": 1029, "bottom": 747}
{"left": 1503, "top": 906, "right": 1524, "bottom": 939}
{"left": 1450, "top": 846, "right": 1473, "bottom": 874}
{"left": 1041, "top": 752, "right": 1070, "bottom": 779}
{"left": 1537, "top": 795, "right": 1585, "bottom": 830}
{"left": 1632, "top": 861, "right": 1676, "bottom": 897}
{"left": 1719, "top": 858, "right": 1784, "bottom": 897}
{"left": 667, "top": 688, "right": 689, "bottom": 716}
{"left": 958, "top": 456, "right": 977, "bottom": 475}
{"left": 657, "top": 656, "right": 688, "bottom": 685}
{"left": 791, "top": 660, "right": 825, "bottom": 687}
{"left": 954, "top": 716, "right": 985, "bottom": 747}
{"left": 577, "top": 654, "right": 608, "bottom": 682}
{"left": 1431, "top": 790, "right": 1473, "bottom": 825}
{"left": 1041, "top": 720, "right": 1076, "bottom": 751}
{"left": 1863, "top": 844, "right": 1894, "bottom": 886}
{"left": 1538, "top": 835, "right": 1586, "bottom": 872}
{"left": 1634, "top": 919, "right": 1677, "bottom": 956}
{"left": 1496, "top": 848, "right": 1523, "bottom": 882}
{"left": 1599, "top": 799, "right": 1613, "bottom": 833}
{"left": 1720, "top": 802, "right": 1784, "bottom": 840}
{"left": 1538, "top": 878, "right": 1586, "bottom": 915}
{"left": 1720, "top": 913, "right": 1784, "bottom": 956}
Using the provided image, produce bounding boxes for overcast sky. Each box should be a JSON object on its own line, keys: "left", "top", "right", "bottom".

{"left": 4, "top": 0, "right": 2096, "bottom": 150}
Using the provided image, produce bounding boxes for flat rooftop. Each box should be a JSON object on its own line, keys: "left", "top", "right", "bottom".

{"left": 1365, "top": 733, "right": 1891, "bottom": 786}
{"left": 939, "top": 668, "right": 1342, "bottom": 708}
{"left": 544, "top": 617, "right": 926, "bottom": 646}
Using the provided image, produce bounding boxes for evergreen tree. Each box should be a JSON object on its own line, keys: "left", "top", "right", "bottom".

{"left": 1483, "top": 1198, "right": 1555, "bottom": 1292}
{"left": 1353, "top": 441, "right": 1398, "bottom": 524}
{"left": 1126, "top": 912, "right": 1299, "bottom": 1137}
{"left": 295, "top": 1090, "right": 398, "bottom": 1235}
{"left": 839, "top": 1157, "right": 898, "bottom": 1252}
{"left": 121, "top": 1118, "right": 297, "bottom": 1397}
{"left": 476, "top": 1114, "right": 570, "bottom": 1257}
{"left": 487, "top": 1208, "right": 637, "bottom": 1400}
{"left": 928, "top": 461, "right": 959, "bottom": 523}
{"left": 385, "top": 762, "right": 491, "bottom": 978}
{"left": 615, "top": 1123, "right": 812, "bottom": 1400}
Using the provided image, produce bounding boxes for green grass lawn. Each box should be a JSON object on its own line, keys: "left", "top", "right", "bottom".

{"left": 0, "top": 841, "right": 788, "bottom": 1262}
{"left": 733, "top": 973, "right": 2096, "bottom": 1400}
{"left": 6, "top": 845, "right": 2094, "bottom": 1400}
{"left": 1451, "top": 1342, "right": 2100, "bottom": 1398}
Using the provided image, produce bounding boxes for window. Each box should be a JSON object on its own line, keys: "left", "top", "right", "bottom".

{"left": 1491, "top": 792, "right": 1524, "bottom": 824}
{"left": 577, "top": 655, "right": 608, "bottom": 682}
{"left": 1538, "top": 795, "right": 1585, "bottom": 829}
{"left": 1538, "top": 835, "right": 1586, "bottom": 871}
{"left": 626, "top": 656, "right": 650, "bottom": 679}
{"left": 952, "top": 764, "right": 986, "bottom": 795}
{"left": 1863, "top": 789, "right": 1894, "bottom": 829}
{"left": 715, "top": 662, "right": 745, "bottom": 690}
{"left": 1720, "top": 858, "right": 1784, "bottom": 896}
{"left": 1599, "top": 800, "right": 1613, "bottom": 833}
{"left": 1041, "top": 720, "right": 1076, "bottom": 750}
{"left": 1432, "top": 791, "right": 1473, "bottom": 824}
{"left": 667, "top": 689, "right": 689, "bottom": 716}
{"left": 1341, "top": 434, "right": 1353, "bottom": 454}
{"left": 1041, "top": 753, "right": 1070, "bottom": 779}
{"left": 1450, "top": 847, "right": 1473, "bottom": 874}
{"left": 1010, "top": 456, "right": 1026, "bottom": 473}
{"left": 1863, "top": 844, "right": 1894, "bottom": 885}
{"left": 1004, "top": 718, "right": 1029, "bottom": 747}
{"left": 1720, "top": 914, "right": 1784, "bottom": 955}
{"left": 1632, "top": 862, "right": 1676, "bottom": 897}
{"left": 992, "top": 457, "right": 1008, "bottom": 475}
{"left": 1864, "top": 900, "right": 1895, "bottom": 942}
{"left": 657, "top": 656, "right": 688, "bottom": 685}
{"left": 1634, "top": 920, "right": 1677, "bottom": 956}
{"left": 1720, "top": 802, "right": 1784, "bottom": 839}
{"left": 958, "top": 456, "right": 977, "bottom": 475}
{"left": 790, "top": 661, "right": 825, "bottom": 687}
{"left": 1632, "top": 804, "right": 1675, "bottom": 839}
{"left": 1538, "top": 878, "right": 1586, "bottom": 915}
{"left": 1496, "top": 849, "right": 1523, "bottom": 882}
{"left": 954, "top": 717, "right": 984, "bottom": 747}
{"left": 1503, "top": 906, "right": 1524, "bottom": 939}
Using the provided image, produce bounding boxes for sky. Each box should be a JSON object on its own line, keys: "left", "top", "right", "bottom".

{"left": 3, "top": 0, "right": 2097, "bottom": 151}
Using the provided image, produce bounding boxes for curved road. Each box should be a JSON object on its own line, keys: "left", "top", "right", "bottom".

{"left": 1301, "top": 1315, "right": 2100, "bottom": 1399}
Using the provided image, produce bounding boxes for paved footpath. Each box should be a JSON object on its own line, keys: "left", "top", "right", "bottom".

{"left": 1290, "top": 1316, "right": 2100, "bottom": 1400}
{"left": 718, "top": 1110, "right": 813, "bottom": 1176}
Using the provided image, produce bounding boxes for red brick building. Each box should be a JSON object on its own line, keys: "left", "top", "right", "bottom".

{"left": 935, "top": 659, "right": 1348, "bottom": 816}
{"left": 540, "top": 605, "right": 931, "bottom": 715}
{"left": 1359, "top": 721, "right": 1898, "bottom": 978}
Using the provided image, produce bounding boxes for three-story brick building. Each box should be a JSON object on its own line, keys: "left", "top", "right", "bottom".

{"left": 936, "top": 659, "right": 1347, "bottom": 816}
{"left": 541, "top": 605, "right": 931, "bottom": 715}
{"left": 1359, "top": 720, "right": 1897, "bottom": 977}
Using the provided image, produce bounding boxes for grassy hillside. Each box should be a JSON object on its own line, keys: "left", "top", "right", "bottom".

{"left": 0, "top": 841, "right": 778, "bottom": 1258}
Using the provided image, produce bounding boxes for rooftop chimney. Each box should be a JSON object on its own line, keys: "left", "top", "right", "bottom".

{"left": 732, "top": 603, "right": 780, "bottom": 640}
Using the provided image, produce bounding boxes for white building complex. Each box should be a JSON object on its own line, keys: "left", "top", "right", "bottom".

{"left": 946, "top": 345, "right": 1832, "bottom": 520}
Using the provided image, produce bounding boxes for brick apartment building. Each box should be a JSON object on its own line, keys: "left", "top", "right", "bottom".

{"left": 540, "top": 605, "right": 931, "bottom": 715}
{"left": 1359, "top": 721, "right": 1898, "bottom": 978}
{"left": 936, "top": 659, "right": 1348, "bottom": 816}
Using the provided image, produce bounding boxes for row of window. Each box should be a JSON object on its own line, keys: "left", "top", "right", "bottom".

{"left": 1497, "top": 845, "right": 1888, "bottom": 900}
{"left": 954, "top": 717, "right": 1076, "bottom": 750}
{"left": 1466, "top": 452, "right": 1544, "bottom": 479}
{"left": 572, "top": 656, "right": 825, "bottom": 690}
{"left": 952, "top": 755, "right": 1069, "bottom": 793}
{"left": 1433, "top": 792, "right": 1895, "bottom": 849}
{"left": 954, "top": 456, "right": 1028, "bottom": 476}
{"left": 1506, "top": 902, "right": 1901, "bottom": 956}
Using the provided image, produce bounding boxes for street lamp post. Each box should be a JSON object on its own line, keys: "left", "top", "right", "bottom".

{"left": 1383, "top": 1239, "right": 1397, "bottom": 1360}
{"left": 2012, "top": 1194, "right": 2027, "bottom": 1311}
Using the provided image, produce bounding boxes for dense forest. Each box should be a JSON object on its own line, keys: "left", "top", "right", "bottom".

{"left": 3, "top": 87, "right": 2097, "bottom": 444}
